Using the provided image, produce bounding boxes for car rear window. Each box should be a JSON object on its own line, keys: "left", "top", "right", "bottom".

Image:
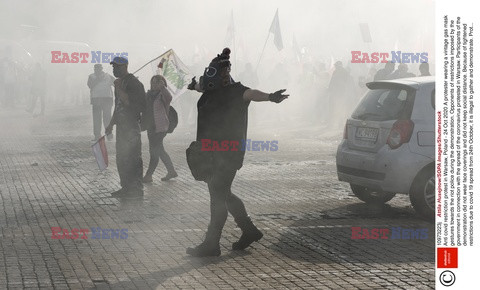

{"left": 351, "top": 89, "right": 413, "bottom": 121}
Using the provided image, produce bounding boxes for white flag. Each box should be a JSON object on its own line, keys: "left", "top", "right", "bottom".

{"left": 156, "top": 49, "right": 192, "bottom": 100}
{"left": 91, "top": 136, "right": 108, "bottom": 171}
{"left": 269, "top": 9, "right": 284, "bottom": 51}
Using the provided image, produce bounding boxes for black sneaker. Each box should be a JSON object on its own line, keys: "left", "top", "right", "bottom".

{"left": 186, "top": 242, "right": 221, "bottom": 257}
{"left": 232, "top": 227, "right": 263, "bottom": 250}
{"left": 111, "top": 188, "right": 126, "bottom": 197}
{"left": 122, "top": 189, "right": 144, "bottom": 199}
{"left": 161, "top": 171, "right": 178, "bottom": 181}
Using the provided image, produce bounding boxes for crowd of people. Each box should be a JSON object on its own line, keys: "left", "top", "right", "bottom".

{"left": 1, "top": 42, "right": 432, "bottom": 132}
{"left": 95, "top": 48, "right": 288, "bottom": 257}
{"left": 1, "top": 45, "right": 433, "bottom": 257}
{"left": 94, "top": 51, "right": 431, "bottom": 257}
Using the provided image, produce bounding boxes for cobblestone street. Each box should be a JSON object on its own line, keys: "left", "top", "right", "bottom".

{"left": 0, "top": 105, "right": 435, "bottom": 289}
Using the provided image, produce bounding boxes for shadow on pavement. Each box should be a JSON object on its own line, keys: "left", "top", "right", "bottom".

{"left": 268, "top": 202, "right": 435, "bottom": 264}
{"left": 87, "top": 251, "right": 249, "bottom": 289}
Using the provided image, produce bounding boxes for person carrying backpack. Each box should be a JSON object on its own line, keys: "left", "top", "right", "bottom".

{"left": 142, "top": 74, "right": 177, "bottom": 183}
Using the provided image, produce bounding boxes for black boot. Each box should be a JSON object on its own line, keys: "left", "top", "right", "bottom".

{"left": 232, "top": 216, "right": 263, "bottom": 250}
{"left": 186, "top": 226, "right": 221, "bottom": 257}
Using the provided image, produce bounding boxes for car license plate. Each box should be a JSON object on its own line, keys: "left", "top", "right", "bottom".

{"left": 355, "top": 127, "right": 378, "bottom": 141}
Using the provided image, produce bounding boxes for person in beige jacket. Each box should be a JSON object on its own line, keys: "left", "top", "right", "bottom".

{"left": 142, "top": 75, "right": 177, "bottom": 183}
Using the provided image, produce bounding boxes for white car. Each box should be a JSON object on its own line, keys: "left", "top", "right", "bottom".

{"left": 336, "top": 76, "right": 435, "bottom": 219}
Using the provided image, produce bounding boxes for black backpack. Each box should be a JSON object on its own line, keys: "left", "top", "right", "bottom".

{"left": 167, "top": 106, "right": 178, "bottom": 133}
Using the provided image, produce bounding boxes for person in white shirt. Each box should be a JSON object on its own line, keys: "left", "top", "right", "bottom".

{"left": 87, "top": 64, "right": 115, "bottom": 140}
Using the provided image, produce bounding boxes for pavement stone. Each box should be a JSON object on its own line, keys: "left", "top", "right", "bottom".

{"left": 0, "top": 105, "right": 435, "bottom": 289}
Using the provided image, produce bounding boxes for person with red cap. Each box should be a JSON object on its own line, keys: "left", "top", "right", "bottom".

{"left": 186, "top": 48, "right": 289, "bottom": 257}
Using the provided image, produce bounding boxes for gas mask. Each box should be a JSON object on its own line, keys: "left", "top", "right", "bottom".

{"left": 200, "top": 48, "right": 233, "bottom": 91}
{"left": 201, "top": 65, "right": 232, "bottom": 91}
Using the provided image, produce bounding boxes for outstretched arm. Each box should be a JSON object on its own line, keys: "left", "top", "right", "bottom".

{"left": 187, "top": 77, "right": 204, "bottom": 93}
{"left": 243, "top": 89, "right": 289, "bottom": 103}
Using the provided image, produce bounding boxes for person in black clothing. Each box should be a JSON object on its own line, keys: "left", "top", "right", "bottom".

{"left": 186, "top": 48, "right": 288, "bottom": 257}
{"left": 390, "top": 63, "right": 415, "bottom": 79}
{"left": 374, "top": 61, "right": 395, "bottom": 81}
{"left": 419, "top": 62, "right": 431, "bottom": 76}
{"left": 143, "top": 75, "right": 177, "bottom": 183}
{"left": 105, "top": 57, "right": 146, "bottom": 198}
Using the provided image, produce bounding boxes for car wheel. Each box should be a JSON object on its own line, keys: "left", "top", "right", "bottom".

{"left": 409, "top": 169, "right": 435, "bottom": 220}
{"left": 350, "top": 184, "right": 396, "bottom": 204}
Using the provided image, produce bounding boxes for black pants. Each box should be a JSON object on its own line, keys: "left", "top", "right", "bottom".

{"left": 207, "top": 167, "right": 249, "bottom": 230}
{"left": 116, "top": 124, "right": 143, "bottom": 192}
{"left": 146, "top": 131, "right": 175, "bottom": 176}
{"left": 92, "top": 98, "right": 113, "bottom": 138}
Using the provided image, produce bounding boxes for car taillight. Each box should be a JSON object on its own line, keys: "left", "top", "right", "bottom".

{"left": 343, "top": 123, "right": 348, "bottom": 139}
{"left": 387, "top": 120, "right": 414, "bottom": 149}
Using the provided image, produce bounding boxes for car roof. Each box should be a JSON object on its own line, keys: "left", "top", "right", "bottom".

{"left": 367, "top": 76, "right": 435, "bottom": 90}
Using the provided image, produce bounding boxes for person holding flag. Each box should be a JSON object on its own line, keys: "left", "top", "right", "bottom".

{"left": 105, "top": 57, "right": 146, "bottom": 198}
{"left": 185, "top": 48, "right": 289, "bottom": 257}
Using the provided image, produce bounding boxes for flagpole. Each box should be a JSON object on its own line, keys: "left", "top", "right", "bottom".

{"left": 256, "top": 8, "right": 279, "bottom": 73}
{"left": 255, "top": 31, "right": 270, "bottom": 73}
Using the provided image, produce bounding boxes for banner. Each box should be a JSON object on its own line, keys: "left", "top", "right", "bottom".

{"left": 156, "top": 49, "right": 191, "bottom": 100}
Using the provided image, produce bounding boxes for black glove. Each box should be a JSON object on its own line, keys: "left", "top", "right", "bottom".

{"left": 187, "top": 77, "right": 197, "bottom": 90}
{"left": 269, "top": 89, "right": 289, "bottom": 103}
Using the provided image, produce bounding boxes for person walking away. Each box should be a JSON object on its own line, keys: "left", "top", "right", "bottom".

{"left": 105, "top": 57, "right": 146, "bottom": 198}
{"left": 88, "top": 64, "right": 115, "bottom": 141}
{"left": 142, "top": 75, "right": 177, "bottom": 183}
